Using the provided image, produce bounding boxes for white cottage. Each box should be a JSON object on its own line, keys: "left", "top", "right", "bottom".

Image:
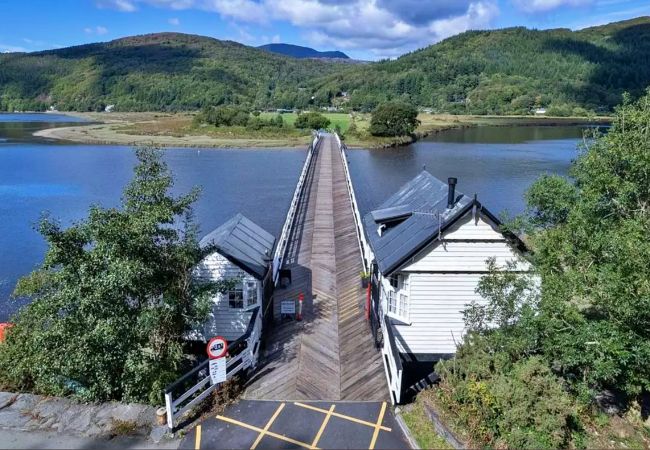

{"left": 192, "top": 213, "right": 275, "bottom": 343}
{"left": 363, "top": 171, "right": 531, "bottom": 404}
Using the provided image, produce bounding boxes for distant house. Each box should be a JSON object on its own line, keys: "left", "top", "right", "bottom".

{"left": 363, "top": 171, "right": 531, "bottom": 404}
{"left": 534, "top": 108, "right": 547, "bottom": 115}
{"left": 191, "top": 213, "right": 275, "bottom": 342}
{"left": 105, "top": 104, "right": 115, "bottom": 113}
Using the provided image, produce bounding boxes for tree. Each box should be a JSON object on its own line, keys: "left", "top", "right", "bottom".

{"left": 294, "top": 112, "right": 331, "bottom": 130}
{"left": 368, "top": 101, "right": 419, "bottom": 137}
{"left": 0, "top": 147, "right": 229, "bottom": 404}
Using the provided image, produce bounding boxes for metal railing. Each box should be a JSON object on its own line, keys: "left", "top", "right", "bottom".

{"left": 335, "top": 133, "right": 374, "bottom": 272}
{"left": 272, "top": 133, "right": 321, "bottom": 284}
{"left": 163, "top": 307, "right": 261, "bottom": 430}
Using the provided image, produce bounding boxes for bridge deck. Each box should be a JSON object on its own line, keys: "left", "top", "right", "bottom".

{"left": 244, "top": 134, "right": 387, "bottom": 401}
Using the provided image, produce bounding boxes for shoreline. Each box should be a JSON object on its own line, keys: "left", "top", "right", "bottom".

{"left": 33, "top": 111, "right": 611, "bottom": 149}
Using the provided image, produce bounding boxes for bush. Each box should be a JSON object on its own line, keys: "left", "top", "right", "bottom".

{"left": 369, "top": 101, "right": 419, "bottom": 137}
{"left": 436, "top": 346, "right": 580, "bottom": 449}
{"left": 195, "top": 105, "right": 250, "bottom": 127}
{"left": 294, "top": 112, "right": 330, "bottom": 130}
{"left": 0, "top": 147, "right": 231, "bottom": 405}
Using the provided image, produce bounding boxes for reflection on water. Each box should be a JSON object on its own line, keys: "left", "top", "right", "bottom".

{"left": 349, "top": 125, "right": 584, "bottom": 219}
{"left": 0, "top": 113, "right": 88, "bottom": 144}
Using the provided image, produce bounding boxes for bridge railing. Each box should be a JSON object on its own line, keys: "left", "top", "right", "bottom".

{"left": 272, "top": 132, "right": 320, "bottom": 285}
{"left": 335, "top": 133, "right": 374, "bottom": 272}
{"left": 163, "top": 307, "right": 261, "bottom": 430}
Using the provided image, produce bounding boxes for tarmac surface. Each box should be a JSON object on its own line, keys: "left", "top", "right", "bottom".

{"left": 180, "top": 400, "right": 411, "bottom": 449}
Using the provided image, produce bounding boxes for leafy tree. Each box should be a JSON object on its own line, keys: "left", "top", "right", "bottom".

{"left": 0, "top": 147, "right": 229, "bottom": 404}
{"left": 294, "top": 111, "right": 330, "bottom": 130}
{"left": 435, "top": 90, "right": 650, "bottom": 447}
{"left": 369, "top": 101, "right": 419, "bottom": 137}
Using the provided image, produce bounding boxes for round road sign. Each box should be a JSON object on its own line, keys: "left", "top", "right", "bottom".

{"left": 207, "top": 336, "right": 228, "bottom": 359}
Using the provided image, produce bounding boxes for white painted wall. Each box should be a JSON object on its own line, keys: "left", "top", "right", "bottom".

{"left": 382, "top": 211, "right": 532, "bottom": 355}
{"left": 192, "top": 251, "right": 262, "bottom": 341}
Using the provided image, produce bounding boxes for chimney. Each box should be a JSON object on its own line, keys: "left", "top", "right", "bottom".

{"left": 447, "top": 177, "right": 457, "bottom": 209}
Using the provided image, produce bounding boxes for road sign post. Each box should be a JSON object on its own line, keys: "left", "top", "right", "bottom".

{"left": 207, "top": 336, "right": 228, "bottom": 385}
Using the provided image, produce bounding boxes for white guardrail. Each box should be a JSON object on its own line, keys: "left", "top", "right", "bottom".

{"left": 163, "top": 307, "right": 261, "bottom": 430}
{"left": 335, "top": 133, "right": 374, "bottom": 272}
{"left": 272, "top": 132, "right": 320, "bottom": 284}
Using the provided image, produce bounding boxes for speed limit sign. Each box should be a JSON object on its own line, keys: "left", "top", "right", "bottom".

{"left": 207, "top": 336, "right": 228, "bottom": 360}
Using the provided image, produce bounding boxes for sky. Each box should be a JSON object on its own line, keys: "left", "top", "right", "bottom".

{"left": 0, "top": 0, "right": 649, "bottom": 60}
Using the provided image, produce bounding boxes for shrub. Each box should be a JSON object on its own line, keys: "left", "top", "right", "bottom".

{"left": 195, "top": 105, "right": 250, "bottom": 127}
{"left": 294, "top": 112, "right": 330, "bottom": 130}
{"left": 369, "top": 101, "right": 419, "bottom": 137}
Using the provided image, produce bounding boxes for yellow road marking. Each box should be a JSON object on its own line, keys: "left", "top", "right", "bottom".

{"left": 293, "top": 402, "right": 391, "bottom": 432}
{"left": 194, "top": 424, "right": 202, "bottom": 450}
{"left": 369, "top": 402, "right": 387, "bottom": 450}
{"left": 251, "top": 402, "right": 285, "bottom": 450}
{"left": 310, "top": 404, "right": 335, "bottom": 449}
{"left": 216, "top": 414, "right": 316, "bottom": 450}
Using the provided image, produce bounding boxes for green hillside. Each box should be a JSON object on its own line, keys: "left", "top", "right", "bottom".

{"left": 313, "top": 17, "right": 650, "bottom": 114}
{"left": 0, "top": 33, "right": 342, "bottom": 112}
{"left": 1, "top": 17, "right": 649, "bottom": 114}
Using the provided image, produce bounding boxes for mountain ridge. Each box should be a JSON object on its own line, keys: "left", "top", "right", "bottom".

{"left": 258, "top": 43, "right": 350, "bottom": 60}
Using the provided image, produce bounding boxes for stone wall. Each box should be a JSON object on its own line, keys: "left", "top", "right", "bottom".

{"left": 0, "top": 391, "right": 159, "bottom": 438}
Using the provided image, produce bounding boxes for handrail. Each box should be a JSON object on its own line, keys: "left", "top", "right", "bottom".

{"left": 163, "top": 306, "right": 261, "bottom": 429}
{"left": 383, "top": 316, "right": 403, "bottom": 372}
{"left": 335, "top": 133, "right": 373, "bottom": 272}
{"left": 272, "top": 132, "right": 320, "bottom": 284}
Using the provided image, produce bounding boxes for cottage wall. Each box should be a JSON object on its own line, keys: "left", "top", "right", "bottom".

{"left": 193, "top": 252, "right": 262, "bottom": 341}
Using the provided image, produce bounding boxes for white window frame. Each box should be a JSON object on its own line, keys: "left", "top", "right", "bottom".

{"left": 244, "top": 279, "right": 259, "bottom": 310}
{"left": 386, "top": 273, "right": 410, "bottom": 323}
{"left": 227, "top": 285, "right": 244, "bottom": 309}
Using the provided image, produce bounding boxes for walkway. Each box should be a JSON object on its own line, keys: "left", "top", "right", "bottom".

{"left": 244, "top": 134, "right": 387, "bottom": 401}
{"left": 179, "top": 400, "right": 410, "bottom": 450}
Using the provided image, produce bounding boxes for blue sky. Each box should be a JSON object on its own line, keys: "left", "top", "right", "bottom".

{"left": 0, "top": 0, "right": 648, "bottom": 59}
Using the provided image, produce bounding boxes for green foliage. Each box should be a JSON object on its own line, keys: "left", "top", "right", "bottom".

{"left": 294, "top": 112, "right": 330, "bottom": 130}
{"left": 369, "top": 101, "right": 419, "bottom": 137}
{"left": 2, "top": 18, "right": 649, "bottom": 113}
{"left": 0, "top": 147, "right": 229, "bottom": 405}
{"left": 435, "top": 90, "right": 650, "bottom": 447}
{"left": 195, "top": 105, "right": 250, "bottom": 127}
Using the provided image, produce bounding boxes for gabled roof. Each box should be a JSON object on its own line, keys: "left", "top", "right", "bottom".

{"left": 363, "top": 171, "right": 474, "bottom": 275}
{"left": 200, "top": 213, "right": 275, "bottom": 279}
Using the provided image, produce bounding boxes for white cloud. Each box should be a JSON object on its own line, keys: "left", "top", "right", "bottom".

{"left": 512, "top": 0, "right": 592, "bottom": 13}
{"left": 168, "top": 17, "right": 181, "bottom": 25}
{"left": 272, "top": 34, "right": 281, "bottom": 43}
{"left": 85, "top": 26, "right": 109, "bottom": 35}
{"left": 93, "top": 0, "right": 502, "bottom": 58}
{"left": 96, "top": 0, "right": 137, "bottom": 12}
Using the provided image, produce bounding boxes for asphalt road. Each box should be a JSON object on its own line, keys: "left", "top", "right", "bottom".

{"left": 180, "top": 400, "right": 411, "bottom": 450}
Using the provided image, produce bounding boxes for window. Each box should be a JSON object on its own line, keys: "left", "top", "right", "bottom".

{"left": 245, "top": 280, "right": 258, "bottom": 308}
{"left": 228, "top": 287, "right": 244, "bottom": 309}
{"left": 387, "top": 274, "right": 409, "bottom": 320}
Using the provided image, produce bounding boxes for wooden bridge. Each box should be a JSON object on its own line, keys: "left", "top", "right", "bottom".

{"left": 244, "top": 133, "right": 387, "bottom": 401}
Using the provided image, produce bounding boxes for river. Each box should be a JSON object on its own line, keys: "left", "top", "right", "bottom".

{"left": 0, "top": 114, "right": 587, "bottom": 321}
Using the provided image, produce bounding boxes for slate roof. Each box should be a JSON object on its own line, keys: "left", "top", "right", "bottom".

{"left": 200, "top": 213, "right": 275, "bottom": 279}
{"left": 363, "top": 171, "right": 474, "bottom": 275}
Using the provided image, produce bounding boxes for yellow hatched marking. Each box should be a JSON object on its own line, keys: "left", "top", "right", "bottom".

{"left": 194, "top": 424, "right": 202, "bottom": 450}
{"left": 368, "top": 402, "right": 387, "bottom": 450}
{"left": 251, "top": 402, "right": 285, "bottom": 450}
{"left": 216, "top": 414, "right": 316, "bottom": 450}
{"left": 293, "top": 402, "right": 391, "bottom": 432}
{"left": 310, "top": 404, "right": 335, "bottom": 449}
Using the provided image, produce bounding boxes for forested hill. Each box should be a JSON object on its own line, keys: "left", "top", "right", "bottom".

{"left": 313, "top": 17, "right": 650, "bottom": 114}
{"left": 0, "top": 33, "right": 343, "bottom": 112}
{"left": 258, "top": 43, "right": 349, "bottom": 59}
{"left": 1, "top": 17, "right": 650, "bottom": 114}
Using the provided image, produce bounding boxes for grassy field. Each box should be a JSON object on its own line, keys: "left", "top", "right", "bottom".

{"left": 43, "top": 111, "right": 609, "bottom": 149}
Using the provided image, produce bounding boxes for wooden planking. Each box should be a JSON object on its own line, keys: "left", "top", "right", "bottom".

{"left": 244, "top": 134, "right": 387, "bottom": 401}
